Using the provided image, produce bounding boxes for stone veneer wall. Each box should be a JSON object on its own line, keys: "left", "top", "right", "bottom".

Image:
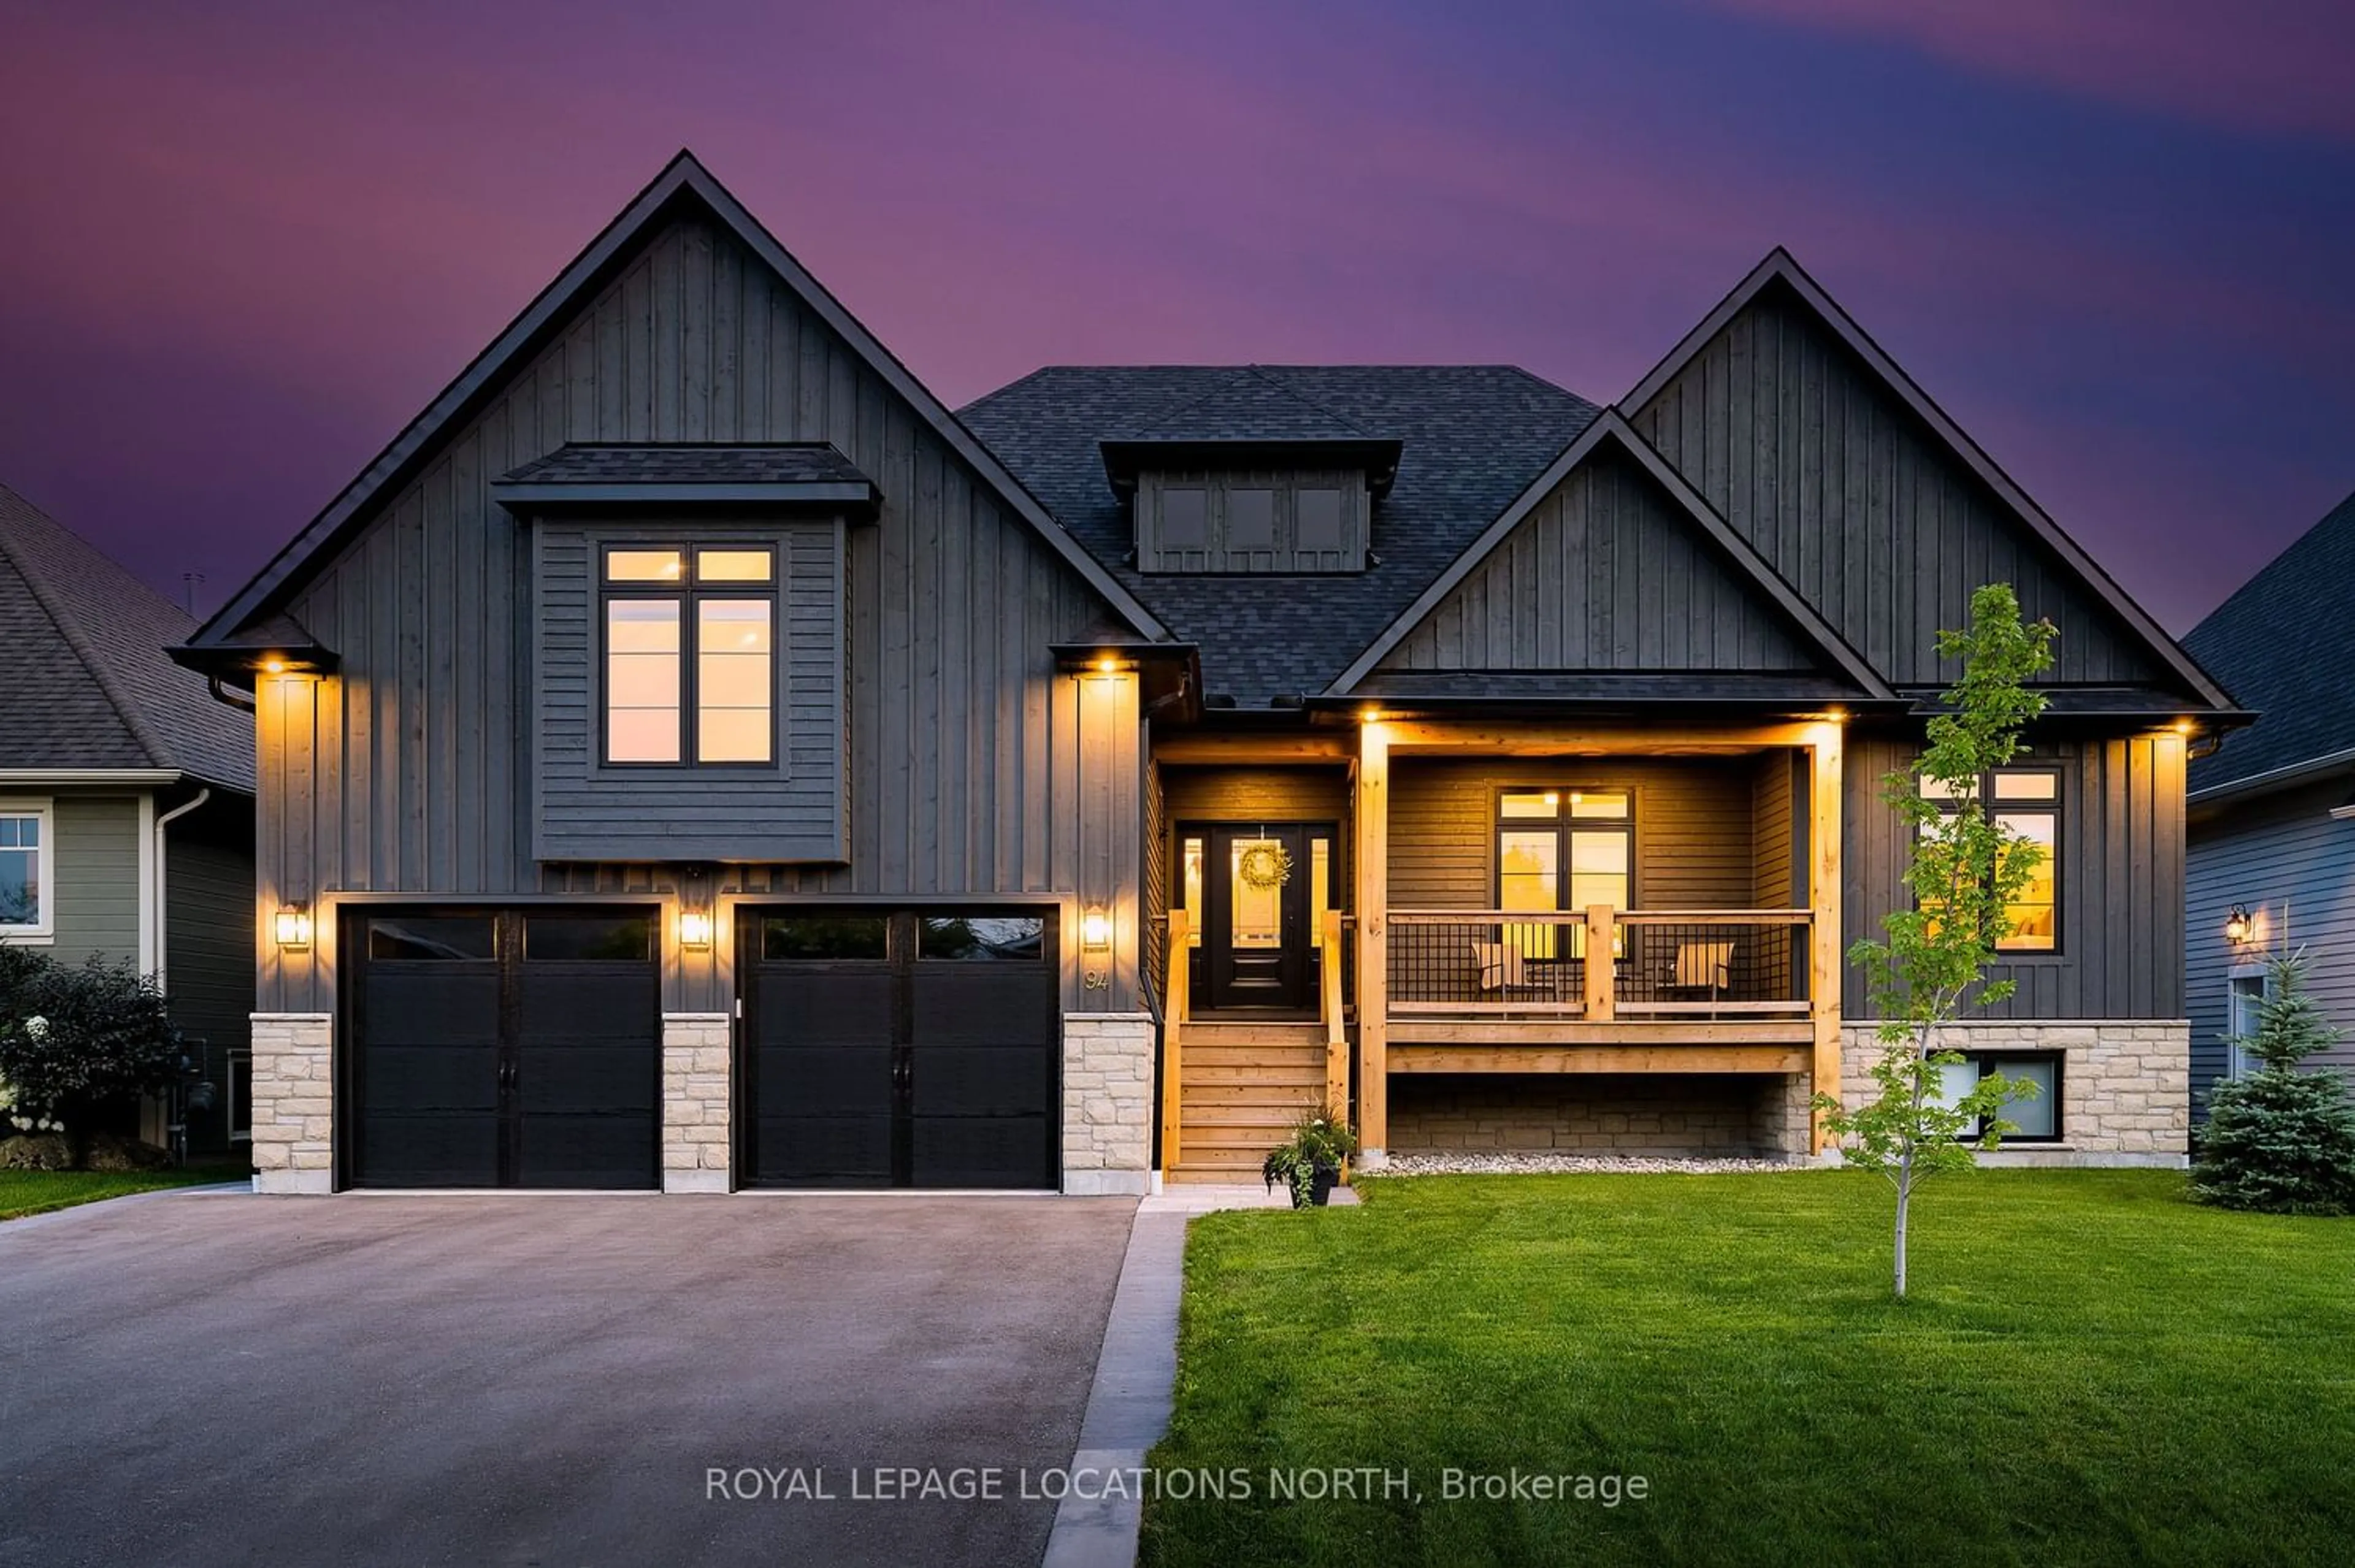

{"left": 1839, "top": 1020, "right": 2190, "bottom": 1166}
{"left": 1063, "top": 1013, "right": 1154, "bottom": 1195}
{"left": 661, "top": 1012, "right": 732, "bottom": 1192}
{"left": 249, "top": 1013, "right": 334, "bottom": 1194}
{"left": 1388, "top": 1073, "right": 1812, "bottom": 1160}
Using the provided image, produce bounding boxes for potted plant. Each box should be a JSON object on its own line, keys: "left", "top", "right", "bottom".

{"left": 1262, "top": 1103, "right": 1360, "bottom": 1209}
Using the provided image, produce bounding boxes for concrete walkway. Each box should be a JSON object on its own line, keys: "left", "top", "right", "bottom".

{"left": 1040, "top": 1183, "right": 1359, "bottom": 1567}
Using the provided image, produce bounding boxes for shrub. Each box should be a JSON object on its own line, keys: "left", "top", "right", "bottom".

{"left": 2194, "top": 954, "right": 2355, "bottom": 1216}
{"left": 0, "top": 952, "right": 185, "bottom": 1168}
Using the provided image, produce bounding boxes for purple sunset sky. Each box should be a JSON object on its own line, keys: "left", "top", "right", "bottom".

{"left": 2, "top": 0, "right": 2350, "bottom": 633}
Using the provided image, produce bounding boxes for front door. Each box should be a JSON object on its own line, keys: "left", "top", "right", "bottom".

{"left": 1192, "top": 824, "right": 1330, "bottom": 1013}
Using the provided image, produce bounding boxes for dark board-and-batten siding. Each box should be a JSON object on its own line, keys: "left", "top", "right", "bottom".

{"left": 1380, "top": 448, "right": 1814, "bottom": 675}
{"left": 1631, "top": 284, "right": 2161, "bottom": 688}
{"left": 2186, "top": 786, "right": 2355, "bottom": 1110}
{"left": 1843, "top": 732, "right": 2185, "bottom": 1020}
{"left": 256, "top": 212, "right": 1129, "bottom": 1015}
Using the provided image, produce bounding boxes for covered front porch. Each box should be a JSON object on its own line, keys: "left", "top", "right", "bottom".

{"left": 1149, "top": 716, "right": 1847, "bottom": 1177}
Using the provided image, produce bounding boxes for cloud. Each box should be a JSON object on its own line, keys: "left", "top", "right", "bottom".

{"left": 1697, "top": 0, "right": 2355, "bottom": 143}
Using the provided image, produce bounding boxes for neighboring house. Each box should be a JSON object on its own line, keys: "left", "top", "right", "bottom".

{"left": 0, "top": 483, "right": 258, "bottom": 1157}
{"left": 170, "top": 152, "right": 2236, "bottom": 1196}
{"left": 2183, "top": 488, "right": 2355, "bottom": 1111}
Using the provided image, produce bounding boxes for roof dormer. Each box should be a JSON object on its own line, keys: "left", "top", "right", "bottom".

{"left": 1098, "top": 369, "right": 1400, "bottom": 575}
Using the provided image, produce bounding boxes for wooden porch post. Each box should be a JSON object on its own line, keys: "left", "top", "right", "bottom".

{"left": 1807, "top": 722, "right": 1845, "bottom": 1155}
{"left": 1162, "top": 908, "right": 1189, "bottom": 1177}
{"left": 1355, "top": 721, "right": 1390, "bottom": 1157}
{"left": 1583, "top": 906, "right": 1616, "bottom": 1020}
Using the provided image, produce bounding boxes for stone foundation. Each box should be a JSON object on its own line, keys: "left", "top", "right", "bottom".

{"left": 661, "top": 1012, "right": 732, "bottom": 1192}
{"left": 249, "top": 1013, "right": 334, "bottom": 1194}
{"left": 1389, "top": 1074, "right": 1812, "bottom": 1160}
{"left": 1839, "top": 1020, "right": 2190, "bottom": 1166}
{"left": 1062, "top": 1013, "right": 1154, "bottom": 1195}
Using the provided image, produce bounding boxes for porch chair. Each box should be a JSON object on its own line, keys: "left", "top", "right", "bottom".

{"left": 1669, "top": 939, "right": 1734, "bottom": 1016}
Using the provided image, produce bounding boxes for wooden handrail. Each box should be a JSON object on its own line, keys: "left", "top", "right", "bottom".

{"left": 1319, "top": 908, "right": 1347, "bottom": 1117}
{"left": 1390, "top": 908, "right": 1812, "bottom": 924}
{"left": 1162, "top": 908, "right": 1190, "bottom": 1176}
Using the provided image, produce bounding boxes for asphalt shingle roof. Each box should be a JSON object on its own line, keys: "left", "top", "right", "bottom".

{"left": 962, "top": 365, "right": 1600, "bottom": 704}
{"left": 498, "top": 442, "right": 873, "bottom": 486}
{"left": 0, "top": 483, "right": 255, "bottom": 792}
{"left": 2185, "top": 486, "right": 2355, "bottom": 794}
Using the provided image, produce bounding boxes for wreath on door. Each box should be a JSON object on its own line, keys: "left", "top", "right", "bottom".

{"left": 1238, "top": 841, "right": 1294, "bottom": 890}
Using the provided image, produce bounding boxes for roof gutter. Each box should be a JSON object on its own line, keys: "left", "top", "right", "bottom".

{"left": 2189, "top": 744, "right": 2355, "bottom": 806}
{"left": 0, "top": 769, "right": 182, "bottom": 786}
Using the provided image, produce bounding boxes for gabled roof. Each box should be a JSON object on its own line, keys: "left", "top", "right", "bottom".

{"left": 0, "top": 483, "right": 255, "bottom": 791}
{"left": 1625, "top": 248, "right": 2237, "bottom": 714}
{"left": 2185, "top": 486, "right": 2355, "bottom": 798}
{"left": 1326, "top": 411, "right": 1896, "bottom": 700}
{"left": 963, "top": 365, "right": 1601, "bottom": 705}
{"left": 177, "top": 151, "right": 1163, "bottom": 666}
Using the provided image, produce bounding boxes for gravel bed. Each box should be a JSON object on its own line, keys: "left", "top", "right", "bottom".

{"left": 1378, "top": 1151, "right": 1807, "bottom": 1176}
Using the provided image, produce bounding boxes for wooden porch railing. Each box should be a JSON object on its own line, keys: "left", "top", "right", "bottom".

{"left": 1387, "top": 908, "right": 1813, "bottom": 1021}
{"left": 1161, "top": 908, "right": 1190, "bottom": 1175}
{"left": 1319, "top": 909, "right": 1349, "bottom": 1115}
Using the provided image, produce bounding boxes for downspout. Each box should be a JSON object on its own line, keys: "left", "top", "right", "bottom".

{"left": 152, "top": 788, "right": 210, "bottom": 991}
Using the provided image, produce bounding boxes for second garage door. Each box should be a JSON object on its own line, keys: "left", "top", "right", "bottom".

{"left": 743, "top": 909, "right": 1059, "bottom": 1189}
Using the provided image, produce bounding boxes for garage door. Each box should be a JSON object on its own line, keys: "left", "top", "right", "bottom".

{"left": 348, "top": 907, "right": 660, "bottom": 1189}
{"left": 743, "top": 909, "right": 1058, "bottom": 1189}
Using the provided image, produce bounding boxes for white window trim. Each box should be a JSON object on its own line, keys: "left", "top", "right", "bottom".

{"left": 0, "top": 797, "right": 56, "bottom": 943}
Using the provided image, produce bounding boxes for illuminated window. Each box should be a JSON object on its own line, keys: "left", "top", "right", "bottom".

{"left": 1920, "top": 767, "right": 2061, "bottom": 952}
{"left": 602, "top": 545, "right": 776, "bottom": 767}
{"left": 1495, "top": 788, "right": 1631, "bottom": 960}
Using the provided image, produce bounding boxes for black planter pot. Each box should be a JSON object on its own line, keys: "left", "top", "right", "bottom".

{"left": 1311, "top": 1160, "right": 1341, "bottom": 1207}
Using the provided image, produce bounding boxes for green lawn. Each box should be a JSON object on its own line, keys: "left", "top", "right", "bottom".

{"left": 0, "top": 1165, "right": 247, "bottom": 1221}
{"left": 1143, "top": 1171, "right": 2355, "bottom": 1567}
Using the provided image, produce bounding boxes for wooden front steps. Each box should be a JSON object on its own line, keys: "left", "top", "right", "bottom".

{"left": 1169, "top": 1020, "right": 1331, "bottom": 1184}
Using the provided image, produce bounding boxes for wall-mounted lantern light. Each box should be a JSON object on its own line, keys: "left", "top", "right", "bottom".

{"left": 1081, "top": 904, "right": 1112, "bottom": 951}
{"left": 2224, "top": 904, "right": 2254, "bottom": 946}
{"left": 273, "top": 903, "right": 313, "bottom": 950}
{"left": 678, "top": 864, "right": 717, "bottom": 951}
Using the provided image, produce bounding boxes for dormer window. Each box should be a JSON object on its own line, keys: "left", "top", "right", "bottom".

{"left": 1101, "top": 433, "right": 1399, "bottom": 576}
{"left": 1133, "top": 470, "right": 1373, "bottom": 573}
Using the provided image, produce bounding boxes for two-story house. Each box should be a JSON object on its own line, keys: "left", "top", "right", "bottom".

{"left": 171, "top": 153, "right": 2236, "bottom": 1194}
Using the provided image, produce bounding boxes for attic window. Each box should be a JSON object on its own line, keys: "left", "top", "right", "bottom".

{"left": 1135, "top": 470, "right": 1369, "bottom": 573}
{"left": 1296, "top": 489, "right": 1344, "bottom": 552}
{"left": 1227, "top": 489, "right": 1276, "bottom": 549}
{"left": 1162, "top": 488, "right": 1209, "bottom": 549}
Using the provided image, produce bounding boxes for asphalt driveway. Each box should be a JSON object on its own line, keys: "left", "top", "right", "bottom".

{"left": 0, "top": 1190, "right": 1138, "bottom": 1567}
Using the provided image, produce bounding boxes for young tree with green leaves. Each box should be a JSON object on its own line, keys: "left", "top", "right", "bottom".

{"left": 1818, "top": 583, "right": 2058, "bottom": 1297}
{"left": 2193, "top": 953, "right": 2355, "bottom": 1215}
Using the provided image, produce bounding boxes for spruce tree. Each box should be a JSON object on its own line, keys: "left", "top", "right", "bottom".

{"left": 2192, "top": 954, "right": 2355, "bottom": 1216}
